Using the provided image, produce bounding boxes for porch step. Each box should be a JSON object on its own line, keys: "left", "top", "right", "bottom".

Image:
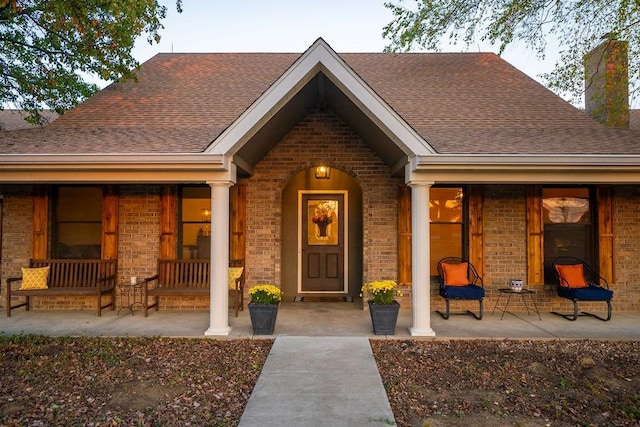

{"left": 238, "top": 336, "right": 395, "bottom": 426}
{"left": 294, "top": 296, "right": 354, "bottom": 302}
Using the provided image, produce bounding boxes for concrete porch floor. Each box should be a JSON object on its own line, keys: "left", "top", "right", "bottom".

{"left": 1, "top": 301, "right": 639, "bottom": 339}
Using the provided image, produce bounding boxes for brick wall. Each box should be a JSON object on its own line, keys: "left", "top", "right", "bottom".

{"left": 612, "top": 185, "right": 640, "bottom": 312}
{"left": 118, "top": 185, "right": 209, "bottom": 311}
{"left": 240, "top": 108, "right": 402, "bottom": 298}
{"left": 1, "top": 185, "right": 34, "bottom": 278}
{"left": 119, "top": 185, "right": 161, "bottom": 279}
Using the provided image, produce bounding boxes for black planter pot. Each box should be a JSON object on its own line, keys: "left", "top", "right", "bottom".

{"left": 248, "top": 303, "right": 279, "bottom": 335}
{"left": 368, "top": 300, "right": 400, "bottom": 335}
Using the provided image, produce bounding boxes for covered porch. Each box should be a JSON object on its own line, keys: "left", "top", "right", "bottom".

{"left": 2, "top": 303, "right": 639, "bottom": 340}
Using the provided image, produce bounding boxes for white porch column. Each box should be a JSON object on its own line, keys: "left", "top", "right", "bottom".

{"left": 205, "top": 180, "right": 232, "bottom": 336}
{"left": 409, "top": 181, "right": 436, "bottom": 336}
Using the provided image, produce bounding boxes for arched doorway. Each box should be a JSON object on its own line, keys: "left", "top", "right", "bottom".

{"left": 281, "top": 167, "right": 363, "bottom": 302}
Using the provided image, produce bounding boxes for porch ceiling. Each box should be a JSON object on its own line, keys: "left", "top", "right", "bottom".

{"left": 233, "top": 72, "right": 407, "bottom": 177}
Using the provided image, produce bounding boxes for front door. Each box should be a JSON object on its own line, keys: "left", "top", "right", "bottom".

{"left": 299, "top": 192, "right": 347, "bottom": 293}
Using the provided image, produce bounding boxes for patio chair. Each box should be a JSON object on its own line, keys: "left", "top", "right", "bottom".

{"left": 436, "top": 257, "right": 485, "bottom": 320}
{"left": 551, "top": 257, "right": 613, "bottom": 321}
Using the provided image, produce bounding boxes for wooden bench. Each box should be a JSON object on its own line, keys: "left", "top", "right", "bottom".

{"left": 142, "top": 259, "right": 246, "bottom": 317}
{"left": 5, "top": 259, "right": 117, "bottom": 317}
{"left": 142, "top": 259, "right": 210, "bottom": 317}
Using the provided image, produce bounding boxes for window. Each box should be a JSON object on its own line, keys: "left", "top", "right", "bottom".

{"left": 542, "top": 187, "right": 595, "bottom": 282}
{"left": 180, "top": 186, "right": 211, "bottom": 259}
{"left": 430, "top": 187, "right": 465, "bottom": 274}
{"left": 54, "top": 187, "right": 103, "bottom": 259}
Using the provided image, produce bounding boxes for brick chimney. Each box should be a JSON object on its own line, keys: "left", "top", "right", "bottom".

{"left": 584, "top": 37, "right": 629, "bottom": 128}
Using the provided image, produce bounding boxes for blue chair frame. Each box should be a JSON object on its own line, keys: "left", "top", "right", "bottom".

{"left": 551, "top": 256, "right": 613, "bottom": 321}
{"left": 436, "top": 257, "right": 485, "bottom": 320}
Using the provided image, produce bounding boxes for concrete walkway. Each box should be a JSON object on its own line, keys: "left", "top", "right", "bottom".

{"left": 238, "top": 336, "right": 395, "bottom": 427}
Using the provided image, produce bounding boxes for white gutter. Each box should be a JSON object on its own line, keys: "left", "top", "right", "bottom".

{"left": 415, "top": 154, "right": 640, "bottom": 167}
{"left": 0, "top": 153, "right": 228, "bottom": 168}
{"left": 0, "top": 153, "right": 231, "bottom": 183}
{"left": 409, "top": 154, "right": 640, "bottom": 184}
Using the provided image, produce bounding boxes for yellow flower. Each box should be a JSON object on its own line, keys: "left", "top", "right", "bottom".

{"left": 249, "top": 284, "right": 283, "bottom": 304}
{"left": 361, "top": 280, "right": 401, "bottom": 305}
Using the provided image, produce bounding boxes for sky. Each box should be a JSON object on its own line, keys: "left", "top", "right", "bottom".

{"left": 128, "top": 0, "right": 630, "bottom": 108}
{"left": 132, "top": 1, "right": 558, "bottom": 74}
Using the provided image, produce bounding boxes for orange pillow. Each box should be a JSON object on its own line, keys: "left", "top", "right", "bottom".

{"left": 442, "top": 262, "right": 469, "bottom": 286}
{"left": 555, "top": 264, "right": 588, "bottom": 288}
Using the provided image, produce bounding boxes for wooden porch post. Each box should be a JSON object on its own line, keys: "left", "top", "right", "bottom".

{"left": 397, "top": 185, "right": 412, "bottom": 284}
{"left": 102, "top": 185, "right": 119, "bottom": 260}
{"left": 205, "top": 180, "right": 233, "bottom": 336}
{"left": 467, "top": 185, "right": 484, "bottom": 278}
{"left": 230, "top": 183, "right": 247, "bottom": 261}
{"left": 409, "top": 180, "right": 436, "bottom": 337}
{"left": 32, "top": 185, "right": 49, "bottom": 259}
{"left": 597, "top": 186, "right": 615, "bottom": 284}
{"left": 526, "top": 185, "right": 544, "bottom": 286}
{"left": 160, "top": 185, "right": 177, "bottom": 259}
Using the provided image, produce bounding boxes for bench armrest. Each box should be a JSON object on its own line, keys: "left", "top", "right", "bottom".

{"left": 96, "top": 274, "right": 117, "bottom": 291}
{"left": 5, "top": 277, "right": 22, "bottom": 296}
{"left": 141, "top": 275, "right": 159, "bottom": 289}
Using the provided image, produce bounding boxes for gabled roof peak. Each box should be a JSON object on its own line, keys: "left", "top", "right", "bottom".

{"left": 207, "top": 38, "right": 435, "bottom": 166}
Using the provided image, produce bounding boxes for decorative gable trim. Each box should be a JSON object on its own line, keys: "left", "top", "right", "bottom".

{"left": 206, "top": 38, "right": 435, "bottom": 158}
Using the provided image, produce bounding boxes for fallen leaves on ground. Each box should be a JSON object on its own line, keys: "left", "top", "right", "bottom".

{"left": 3, "top": 336, "right": 639, "bottom": 426}
{"left": 0, "top": 336, "right": 272, "bottom": 426}
{"left": 371, "top": 339, "right": 640, "bottom": 427}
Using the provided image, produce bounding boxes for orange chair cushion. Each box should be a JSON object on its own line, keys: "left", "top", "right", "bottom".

{"left": 442, "top": 262, "right": 469, "bottom": 286}
{"left": 555, "top": 264, "right": 588, "bottom": 288}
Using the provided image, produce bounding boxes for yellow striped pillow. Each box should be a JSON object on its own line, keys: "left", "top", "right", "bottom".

{"left": 19, "top": 266, "right": 50, "bottom": 290}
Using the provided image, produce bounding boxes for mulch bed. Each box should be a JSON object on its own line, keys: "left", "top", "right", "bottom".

{"left": 2, "top": 336, "right": 639, "bottom": 426}
{"left": 0, "top": 336, "right": 272, "bottom": 426}
{"left": 371, "top": 339, "right": 640, "bottom": 427}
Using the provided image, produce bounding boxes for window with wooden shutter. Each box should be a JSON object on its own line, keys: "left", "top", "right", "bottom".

{"left": 542, "top": 187, "right": 595, "bottom": 283}
{"left": 53, "top": 186, "right": 103, "bottom": 259}
{"left": 179, "top": 186, "right": 211, "bottom": 260}
{"left": 430, "top": 187, "right": 465, "bottom": 275}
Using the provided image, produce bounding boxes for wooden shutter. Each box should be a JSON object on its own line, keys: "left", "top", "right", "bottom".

{"left": 102, "top": 185, "right": 119, "bottom": 260}
{"left": 160, "top": 185, "right": 177, "bottom": 259}
{"left": 397, "top": 185, "right": 412, "bottom": 284}
{"left": 526, "top": 185, "right": 544, "bottom": 285}
{"left": 32, "top": 185, "right": 49, "bottom": 259}
{"left": 467, "top": 185, "right": 484, "bottom": 278}
{"left": 597, "top": 186, "right": 614, "bottom": 283}
{"left": 230, "top": 183, "right": 247, "bottom": 261}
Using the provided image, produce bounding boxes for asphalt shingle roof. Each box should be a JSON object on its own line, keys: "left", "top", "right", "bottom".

{"left": 0, "top": 110, "right": 58, "bottom": 131}
{"left": 1, "top": 52, "right": 638, "bottom": 155}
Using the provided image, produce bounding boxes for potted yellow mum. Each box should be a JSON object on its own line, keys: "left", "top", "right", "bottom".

{"left": 248, "top": 284, "right": 283, "bottom": 335}
{"left": 361, "top": 280, "right": 401, "bottom": 335}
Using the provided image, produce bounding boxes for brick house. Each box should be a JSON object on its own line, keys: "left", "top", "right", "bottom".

{"left": 1, "top": 38, "right": 639, "bottom": 336}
